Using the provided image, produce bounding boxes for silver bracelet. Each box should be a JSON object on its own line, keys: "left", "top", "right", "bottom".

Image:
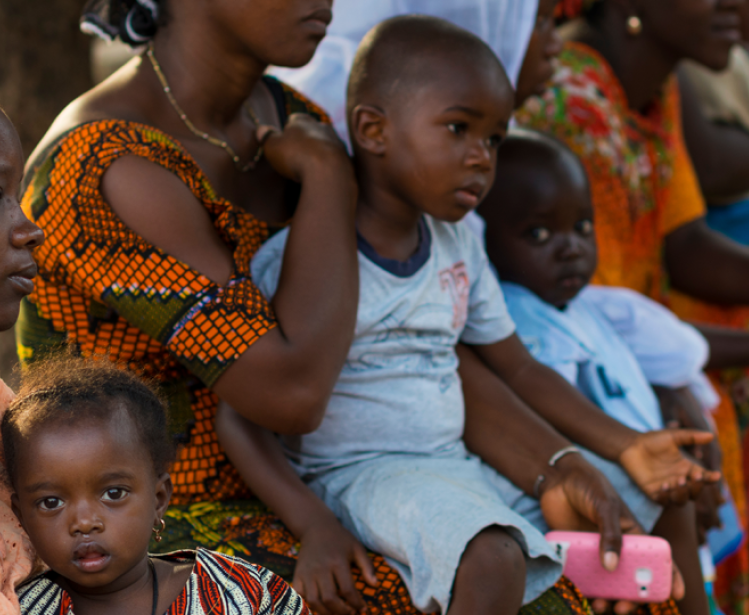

{"left": 548, "top": 445, "right": 582, "bottom": 467}
{"left": 533, "top": 446, "right": 582, "bottom": 499}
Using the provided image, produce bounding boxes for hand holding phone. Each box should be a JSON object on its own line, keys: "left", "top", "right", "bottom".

{"left": 546, "top": 531, "right": 672, "bottom": 602}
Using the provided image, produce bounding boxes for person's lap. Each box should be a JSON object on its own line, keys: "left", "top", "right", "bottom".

{"left": 306, "top": 448, "right": 565, "bottom": 612}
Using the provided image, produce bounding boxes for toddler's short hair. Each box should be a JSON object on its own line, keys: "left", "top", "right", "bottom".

{"left": 346, "top": 15, "right": 505, "bottom": 132}
{"left": 1, "top": 353, "right": 174, "bottom": 485}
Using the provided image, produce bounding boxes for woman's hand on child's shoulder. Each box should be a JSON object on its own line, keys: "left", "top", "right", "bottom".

{"left": 293, "top": 512, "right": 378, "bottom": 615}
{"left": 259, "top": 114, "right": 354, "bottom": 185}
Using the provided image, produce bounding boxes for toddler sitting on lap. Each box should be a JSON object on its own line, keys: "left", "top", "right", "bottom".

{"left": 245, "top": 16, "right": 717, "bottom": 615}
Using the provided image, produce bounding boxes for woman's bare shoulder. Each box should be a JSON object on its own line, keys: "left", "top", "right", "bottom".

{"left": 27, "top": 56, "right": 162, "bottom": 168}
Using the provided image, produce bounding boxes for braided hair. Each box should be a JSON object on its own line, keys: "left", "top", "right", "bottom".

{"left": 80, "top": 0, "right": 165, "bottom": 46}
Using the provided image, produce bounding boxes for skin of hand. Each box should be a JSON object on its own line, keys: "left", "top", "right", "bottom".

{"left": 293, "top": 512, "right": 378, "bottom": 615}
{"left": 618, "top": 429, "right": 720, "bottom": 505}
{"left": 539, "top": 453, "right": 641, "bottom": 571}
{"left": 257, "top": 115, "right": 353, "bottom": 184}
{"left": 539, "top": 454, "right": 686, "bottom": 613}
{"left": 654, "top": 385, "right": 724, "bottom": 540}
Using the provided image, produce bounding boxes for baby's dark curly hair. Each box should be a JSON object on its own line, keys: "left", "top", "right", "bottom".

{"left": 1, "top": 353, "right": 174, "bottom": 487}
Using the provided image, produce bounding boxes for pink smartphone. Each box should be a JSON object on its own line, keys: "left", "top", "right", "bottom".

{"left": 546, "top": 531, "right": 672, "bottom": 602}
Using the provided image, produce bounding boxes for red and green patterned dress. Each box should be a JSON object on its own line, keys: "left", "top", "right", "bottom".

{"left": 18, "top": 548, "right": 309, "bottom": 615}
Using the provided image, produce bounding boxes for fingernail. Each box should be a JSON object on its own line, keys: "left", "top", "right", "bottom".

{"left": 604, "top": 552, "right": 618, "bottom": 572}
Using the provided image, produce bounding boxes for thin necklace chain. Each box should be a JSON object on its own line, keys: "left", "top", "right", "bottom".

{"left": 147, "top": 43, "right": 264, "bottom": 173}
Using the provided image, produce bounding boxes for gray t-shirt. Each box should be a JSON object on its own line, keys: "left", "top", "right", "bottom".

{"left": 251, "top": 216, "right": 516, "bottom": 476}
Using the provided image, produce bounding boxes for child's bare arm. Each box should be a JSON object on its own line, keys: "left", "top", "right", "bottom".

{"left": 692, "top": 322, "right": 749, "bottom": 370}
{"left": 470, "top": 335, "right": 720, "bottom": 501}
{"left": 215, "top": 402, "right": 377, "bottom": 615}
{"left": 460, "top": 345, "right": 642, "bottom": 571}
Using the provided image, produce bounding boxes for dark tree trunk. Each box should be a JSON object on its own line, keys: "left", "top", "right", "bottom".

{"left": 0, "top": 0, "right": 92, "bottom": 156}
{"left": 0, "top": 0, "right": 91, "bottom": 386}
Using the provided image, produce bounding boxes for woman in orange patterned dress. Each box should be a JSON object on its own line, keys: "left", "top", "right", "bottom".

{"left": 516, "top": 1, "right": 749, "bottom": 612}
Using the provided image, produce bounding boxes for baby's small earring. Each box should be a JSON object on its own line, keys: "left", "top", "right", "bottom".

{"left": 152, "top": 518, "right": 166, "bottom": 543}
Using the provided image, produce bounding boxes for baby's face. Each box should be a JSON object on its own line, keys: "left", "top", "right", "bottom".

{"left": 494, "top": 178, "right": 597, "bottom": 309}
{"left": 0, "top": 114, "right": 44, "bottom": 330}
{"left": 11, "top": 410, "right": 170, "bottom": 595}
{"left": 379, "top": 58, "right": 514, "bottom": 223}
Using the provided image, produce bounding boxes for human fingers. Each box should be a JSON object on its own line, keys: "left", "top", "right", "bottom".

{"left": 670, "top": 428, "right": 714, "bottom": 449}
{"left": 591, "top": 599, "right": 637, "bottom": 614}
{"left": 318, "top": 571, "right": 356, "bottom": 615}
{"left": 353, "top": 543, "right": 379, "bottom": 588}
{"left": 595, "top": 500, "right": 623, "bottom": 572}
{"left": 332, "top": 562, "right": 367, "bottom": 613}
{"left": 296, "top": 575, "right": 333, "bottom": 615}
{"left": 655, "top": 476, "right": 691, "bottom": 506}
{"left": 291, "top": 574, "right": 306, "bottom": 604}
{"left": 259, "top": 114, "right": 349, "bottom": 182}
{"left": 613, "top": 600, "right": 637, "bottom": 615}
{"left": 671, "top": 562, "right": 686, "bottom": 601}
{"left": 698, "top": 485, "right": 723, "bottom": 531}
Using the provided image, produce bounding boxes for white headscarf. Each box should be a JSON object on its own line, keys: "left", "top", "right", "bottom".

{"left": 271, "top": 0, "right": 539, "bottom": 144}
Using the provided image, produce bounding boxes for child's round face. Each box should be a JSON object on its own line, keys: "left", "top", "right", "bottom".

{"left": 11, "top": 408, "right": 171, "bottom": 595}
{"left": 0, "top": 115, "right": 44, "bottom": 331}
{"left": 492, "top": 174, "right": 597, "bottom": 309}
{"left": 381, "top": 59, "right": 514, "bottom": 223}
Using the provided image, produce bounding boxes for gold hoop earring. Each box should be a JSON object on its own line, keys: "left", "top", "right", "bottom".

{"left": 152, "top": 518, "right": 166, "bottom": 543}
{"left": 626, "top": 15, "right": 643, "bottom": 36}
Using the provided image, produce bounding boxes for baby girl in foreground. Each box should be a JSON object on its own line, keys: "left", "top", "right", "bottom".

{"left": 7, "top": 356, "right": 310, "bottom": 615}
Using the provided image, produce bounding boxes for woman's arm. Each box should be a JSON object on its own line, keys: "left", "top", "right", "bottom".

{"left": 664, "top": 217, "right": 749, "bottom": 305}
{"left": 693, "top": 322, "right": 749, "bottom": 369}
{"left": 103, "top": 116, "right": 358, "bottom": 435}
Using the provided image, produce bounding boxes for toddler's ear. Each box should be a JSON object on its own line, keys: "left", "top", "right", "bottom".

{"left": 350, "top": 105, "right": 387, "bottom": 156}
